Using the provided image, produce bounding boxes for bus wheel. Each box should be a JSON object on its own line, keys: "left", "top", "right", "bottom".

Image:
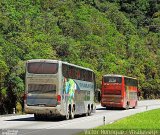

{"left": 70, "top": 106, "right": 75, "bottom": 119}
{"left": 88, "top": 109, "right": 91, "bottom": 116}
{"left": 86, "top": 107, "right": 91, "bottom": 116}
{"left": 65, "top": 107, "right": 70, "bottom": 120}
{"left": 133, "top": 101, "right": 137, "bottom": 109}
{"left": 34, "top": 114, "right": 41, "bottom": 121}
{"left": 106, "top": 106, "right": 111, "bottom": 110}
{"left": 125, "top": 102, "right": 129, "bottom": 110}
{"left": 85, "top": 108, "right": 89, "bottom": 116}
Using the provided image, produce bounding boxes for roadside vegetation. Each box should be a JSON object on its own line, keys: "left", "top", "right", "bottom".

{"left": 0, "top": 0, "right": 160, "bottom": 114}
{"left": 98, "top": 109, "right": 160, "bottom": 130}
{"left": 80, "top": 109, "right": 160, "bottom": 135}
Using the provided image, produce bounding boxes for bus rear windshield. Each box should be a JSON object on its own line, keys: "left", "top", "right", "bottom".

{"left": 28, "top": 84, "right": 56, "bottom": 93}
{"left": 103, "top": 77, "right": 122, "bottom": 83}
{"left": 27, "top": 62, "right": 58, "bottom": 74}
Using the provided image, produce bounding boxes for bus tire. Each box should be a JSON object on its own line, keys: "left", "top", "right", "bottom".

{"left": 65, "top": 106, "right": 70, "bottom": 120}
{"left": 34, "top": 114, "right": 41, "bottom": 121}
{"left": 133, "top": 101, "right": 137, "bottom": 109}
{"left": 85, "top": 111, "right": 88, "bottom": 116}
{"left": 93, "top": 106, "right": 96, "bottom": 113}
{"left": 106, "top": 106, "right": 111, "bottom": 110}
{"left": 70, "top": 106, "right": 75, "bottom": 119}
{"left": 86, "top": 105, "right": 91, "bottom": 116}
{"left": 125, "top": 102, "right": 129, "bottom": 110}
{"left": 85, "top": 108, "right": 89, "bottom": 116}
{"left": 88, "top": 109, "right": 91, "bottom": 116}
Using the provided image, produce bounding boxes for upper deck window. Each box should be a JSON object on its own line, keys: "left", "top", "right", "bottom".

{"left": 62, "top": 63, "right": 94, "bottom": 82}
{"left": 124, "top": 78, "right": 138, "bottom": 86}
{"left": 103, "top": 76, "right": 122, "bottom": 83}
{"left": 27, "top": 62, "right": 58, "bottom": 74}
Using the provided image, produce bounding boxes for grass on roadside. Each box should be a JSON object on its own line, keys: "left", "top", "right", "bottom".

{"left": 78, "top": 109, "right": 160, "bottom": 135}
{"left": 97, "top": 109, "right": 160, "bottom": 130}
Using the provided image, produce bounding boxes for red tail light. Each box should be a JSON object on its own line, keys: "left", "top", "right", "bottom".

{"left": 57, "top": 95, "right": 61, "bottom": 103}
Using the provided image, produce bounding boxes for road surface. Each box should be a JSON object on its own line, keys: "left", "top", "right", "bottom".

{"left": 0, "top": 100, "right": 160, "bottom": 135}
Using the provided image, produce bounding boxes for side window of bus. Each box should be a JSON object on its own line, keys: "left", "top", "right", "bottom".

{"left": 68, "top": 66, "right": 72, "bottom": 79}
{"left": 87, "top": 71, "right": 90, "bottom": 82}
{"left": 88, "top": 71, "right": 92, "bottom": 82}
{"left": 125, "top": 78, "right": 138, "bottom": 86}
{"left": 127, "top": 78, "right": 131, "bottom": 86}
{"left": 74, "top": 67, "right": 77, "bottom": 79}
{"left": 77, "top": 68, "right": 81, "bottom": 80}
{"left": 133, "top": 80, "right": 138, "bottom": 86}
{"left": 81, "top": 69, "right": 85, "bottom": 81}
{"left": 69, "top": 66, "right": 77, "bottom": 79}
{"left": 80, "top": 69, "right": 83, "bottom": 81}
{"left": 74, "top": 68, "right": 80, "bottom": 80}
{"left": 72, "top": 66, "right": 76, "bottom": 79}
{"left": 62, "top": 64, "right": 67, "bottom": 78}
{"left": 85, "top": 70, "right": 90, "bottom": 82}
{"left": 92, "top": 73, "right": 95, "bottom": 82}
{"left": 125, "top": 78, "right": 129, "bottom": 86}
{"left": 84, "top": 70, "right": 88, "bottom": 81}
{"left": 62, "top": 64, "right": 93, "bottom": 82}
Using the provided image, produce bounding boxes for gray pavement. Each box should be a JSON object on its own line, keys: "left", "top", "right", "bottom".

{"left": 0, "top": 100, "right": 159, "bottom": 135}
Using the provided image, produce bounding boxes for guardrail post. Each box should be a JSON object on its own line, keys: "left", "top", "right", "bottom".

{"left": 103, "top": 116, "right": 105, "bottom": 125}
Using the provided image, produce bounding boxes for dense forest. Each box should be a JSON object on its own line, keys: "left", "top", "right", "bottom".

{"left": 0, "top": 0, "right": 159, "bottom": 114}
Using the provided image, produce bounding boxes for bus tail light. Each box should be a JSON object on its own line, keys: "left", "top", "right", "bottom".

{"left": 57, "top": 95, "right": 61, "bottom": 104}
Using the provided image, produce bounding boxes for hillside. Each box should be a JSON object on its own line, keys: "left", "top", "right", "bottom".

{"left": 0, "top": 0, "right": 159, "bottom": 114}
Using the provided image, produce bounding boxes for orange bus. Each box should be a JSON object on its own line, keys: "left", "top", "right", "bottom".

{"left": 101, "top": 74, "right": 138, "bottom": 109}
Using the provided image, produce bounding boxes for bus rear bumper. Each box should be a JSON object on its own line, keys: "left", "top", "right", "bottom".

{"left": 101, "top": 102, "right": 123, "bottom": 108}
{"left": 24, "top": 105, "right": 64, "bottom": 116}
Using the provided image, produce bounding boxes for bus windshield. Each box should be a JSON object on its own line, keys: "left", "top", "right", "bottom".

{"left": 103, "top": 76, "right": 122, "bottom": 83}
{"left": 27, "top": 62, "right": 58, "bottom": 74}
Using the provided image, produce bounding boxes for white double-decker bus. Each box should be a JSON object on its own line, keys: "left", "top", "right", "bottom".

{"left": 24, "top": 59, "right": 96, "bottom": 120}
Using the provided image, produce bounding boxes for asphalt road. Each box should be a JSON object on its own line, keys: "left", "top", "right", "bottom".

{"left": 0, "top": 100, "right": 160, "bottom": 135}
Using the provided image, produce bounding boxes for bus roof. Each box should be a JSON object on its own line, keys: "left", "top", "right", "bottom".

{"left": 62, "top": 61, "right": 94, "bottom": 72}
{"left": 103, "top": 74, "right": 137, "bottom": 80}
{"left": 27, "top": 59, "right": 59, "bottom": 63}
{"left": 27, "top": 59, "right": 94, "bottom": 72}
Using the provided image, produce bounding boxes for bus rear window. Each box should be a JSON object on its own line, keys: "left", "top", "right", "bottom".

{"left": 103, "top": 77, "right": 122, "bottom": 83}
{"left": 28, "top": 84, "right": 56, "bottom": 93}
{"left": 27, "top": 62, "right": 58, "bottom": 74}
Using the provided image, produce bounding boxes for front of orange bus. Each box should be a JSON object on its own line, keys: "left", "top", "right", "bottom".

{"left": 101, "top": 75, "right": 124, "bottom": 108}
